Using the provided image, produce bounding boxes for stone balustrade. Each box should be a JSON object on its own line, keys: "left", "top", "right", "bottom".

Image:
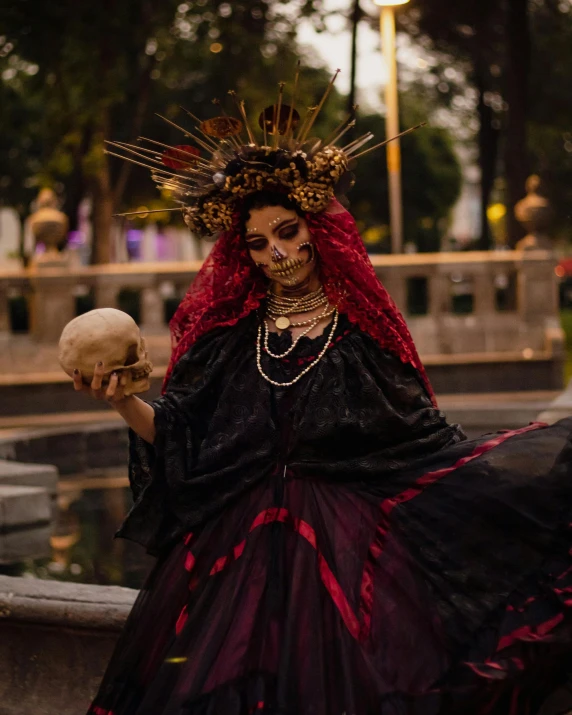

{"left": 0, "top": 250, "right": 565, "bottom": 392}
{"left": 0, "top": 259, "right": 203, "bottom": 342}
{"left": 372, "top": 249, "right": 562, "bottom": 361}
{"left": 0, "top": 574, "right": 135, "bottom": 715}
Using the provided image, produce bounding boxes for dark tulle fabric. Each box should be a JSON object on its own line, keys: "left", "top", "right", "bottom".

{"left": 88, "top": 314, "right": 572, "bottom": 715}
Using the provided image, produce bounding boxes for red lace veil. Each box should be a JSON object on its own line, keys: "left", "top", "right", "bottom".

{"left": 165, "top": 201, "right": 436, "bottom": 405}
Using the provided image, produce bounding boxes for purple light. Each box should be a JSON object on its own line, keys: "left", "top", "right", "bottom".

{"left": 126, "top": 229, "right": 142, "bottom": 260}
{"left": 67, "top": 230, "right": 84, "bottom": 247}
{"left": 156, "top": 233, "right": 169, "bottom": 261}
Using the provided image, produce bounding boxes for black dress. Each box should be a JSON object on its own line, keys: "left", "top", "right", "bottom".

{"left": 88, "top": 312, "right": 572, "bottom": 715}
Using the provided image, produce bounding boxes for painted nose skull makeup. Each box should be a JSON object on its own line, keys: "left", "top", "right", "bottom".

{"left": 270, "top": 245, "right": 286, "bottom": 262}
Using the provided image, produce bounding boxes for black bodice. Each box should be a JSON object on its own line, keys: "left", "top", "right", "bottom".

{"left": 119, "top": 312, "right": 464, "bottom": 554}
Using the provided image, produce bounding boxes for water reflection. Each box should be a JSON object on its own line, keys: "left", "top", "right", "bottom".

{"left": 5, "top": 472, "right": 155, "bottom": 589}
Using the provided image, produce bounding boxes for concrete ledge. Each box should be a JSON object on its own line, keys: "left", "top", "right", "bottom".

{"left": 426, "top": 357, "right": 564, "bottom": 395}
{"left": 0, "top": 485, "right": 51, "bottom": 531}
{"left": 0, "top": 575, "right": 136, "bottom": 630}
{"left": 0, "top": 576, "right": 137, "bottom": 715}
{"left": 0, "top": 460, "right": 59, "bottom": 564}
{"left": 537, "top": 379, "right": 572, "bottom": 424}
{"left": 0, "top": 374, "right": 163, "bottom": 417}
{"left": 0, "top": 459, "right": 58, "bottom": 496}
{"left": 0, "top": 524, "right": 52, "bottom": 565}
{"left": 0, "top": 422, "right": 130, "bottom": 474}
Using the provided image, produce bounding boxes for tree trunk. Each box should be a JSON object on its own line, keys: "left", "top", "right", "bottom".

{"left": 347, "top": 0, "right": 360, "bottom": 116}
{"left": 63, "top": 127, "right": 92, "bottom": 233}
{"left": 112, "top": 62, "right": 153, "bottom": 208}
{"left": 475, "top": 58, "right": 500, "bottom": 250}
{"left": 504, "top": 0, "right": 530, "bottom": 247}
{"left": 90, "top": 130, "right": 114, "bottom": 264}
{"left": 344, "top": 0, "right": 361, "bottom": 146}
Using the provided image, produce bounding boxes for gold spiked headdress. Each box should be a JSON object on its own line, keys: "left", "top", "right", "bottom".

{"left": 107, "top": 67, "right": 423, "bottom": 236}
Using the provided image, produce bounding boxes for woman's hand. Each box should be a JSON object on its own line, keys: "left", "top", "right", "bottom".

{"left": 72, "top": 361, "right": 156, "bottom": 443}
{"left": 72, "top": 361, "right": 130, "bottom": 408}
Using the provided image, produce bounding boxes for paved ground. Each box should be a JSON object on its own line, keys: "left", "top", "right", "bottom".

{"left": 0, "top": 389, "right": 560, "bottom": 442}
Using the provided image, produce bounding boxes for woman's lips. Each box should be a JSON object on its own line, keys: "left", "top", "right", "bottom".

{"left": 269, "top": 257, "right": 305, "bottom": 277}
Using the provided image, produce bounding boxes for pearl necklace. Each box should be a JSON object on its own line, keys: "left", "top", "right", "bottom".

{"left": 256, "top": 309, "right": 339, "bottom": 387}
{"left": 264, "top": 305, "right": 336, "bottom": 359}
{"left": 268, "top": 305, "right": 336, "bottom": 330}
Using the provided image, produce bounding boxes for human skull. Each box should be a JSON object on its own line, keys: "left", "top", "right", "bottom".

{"left": 58, "top": 308, "right": 153, "bottom": 396}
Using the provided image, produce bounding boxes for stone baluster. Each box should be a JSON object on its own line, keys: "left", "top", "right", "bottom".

{"left": 0, "top": 284, "right": 10, "bottom": 338}
{"left": 140, "top": 286, "right": 165, "bottom": 333}
{"left": 473, "top": 266, "right": 496, "bottom": 315}
{"left": 29, "top": 273, "right": 77, "bottom": 342}
{"left": 518, "top": 253, "right": 559, "bottom": 324}
{"left": 428, "top": 270, "right": 450, "bottom": 317}
{"left": 379, "top": 269, "right": 406, "bottom": 314}
{"left": 94, "top": 281, "right": 118, "bottom": 310}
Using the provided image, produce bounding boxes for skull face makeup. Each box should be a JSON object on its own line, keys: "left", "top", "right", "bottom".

{"left": 244, "top": 206, "right": 317, "bottom": 291}
{"left": 58, "top": 308, "right": 153, "bottom": 396}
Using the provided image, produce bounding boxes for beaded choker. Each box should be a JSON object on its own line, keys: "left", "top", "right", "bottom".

{"left": 267, "top": 286, "right": 327, "bottom": 330}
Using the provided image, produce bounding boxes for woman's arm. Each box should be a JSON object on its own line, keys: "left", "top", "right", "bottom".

{"left": 73, "top": 362, "right": 156, "bottom": 444}
{"left": 113, "top": 396, "right": 156, "bottom": 445}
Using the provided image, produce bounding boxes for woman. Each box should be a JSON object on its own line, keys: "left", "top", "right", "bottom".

{"left": 80, "top": 82, "right": 572, "bottom": 714}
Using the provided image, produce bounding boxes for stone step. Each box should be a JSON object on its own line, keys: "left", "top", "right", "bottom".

{"left": 0, "top": 485, "right": 51, "bottom": 531}
{"left": 0, "top": 574, "right": 137, "bottom": 713}
{"left": 0, "top": 423, "right": 129, "bottom": 475}
{"left": 0, "top": 459, "right": 58, "bottom": 496}
{"left": 537, "top": 379, "right": 572, "bottom": 424}
{"left": 0, "top": 523, "right": 52, "bottom": 565}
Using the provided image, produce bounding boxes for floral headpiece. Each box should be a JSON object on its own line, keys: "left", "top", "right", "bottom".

{"left": 107, "top": 67, "right": 422, "bottom": 236}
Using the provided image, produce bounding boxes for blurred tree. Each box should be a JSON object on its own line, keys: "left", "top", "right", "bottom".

{"left": 0, "top": 0, "right": 463, "bottom": 262}
{"left": 0, "top": 53, "right": 43, "bottom": 222}
{"left": 396, "top": 0, "right": 510, "bottom": 249}
{"left": 527, "top": 0, "right": 572, "bottom": 242}
{"left": 0, "top": 0, "right": 339, "bottom": 263}
{"left": 348, "top": 100, "right": 462, "bottom": 253}
{"left": 347, "top": 0, "right": 362, "bottom": 118}
{"left": 1, "top": 1, "right": 178, "bottom": 261}
{"left": 394, "top": 0, "right": 572, "bottom": 249}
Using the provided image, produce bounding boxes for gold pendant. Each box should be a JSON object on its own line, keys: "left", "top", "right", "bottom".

{"left": 275, "top": 316, "right": 291, "bottom": 330}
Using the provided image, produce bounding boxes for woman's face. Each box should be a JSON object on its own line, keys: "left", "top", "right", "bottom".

{"left": 244, "top": 205, "right": 318, "bottom": 292}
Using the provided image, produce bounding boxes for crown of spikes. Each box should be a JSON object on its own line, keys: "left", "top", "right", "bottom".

{"left": 106, "top": 65, "right": 424, "bottom": 236}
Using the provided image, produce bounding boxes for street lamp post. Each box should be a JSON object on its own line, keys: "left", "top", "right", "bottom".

{"left": 374, "top": 0, "right": 409, "bottom": 254}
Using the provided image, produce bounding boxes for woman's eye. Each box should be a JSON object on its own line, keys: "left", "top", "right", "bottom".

{"left": 280, "top": 225, "right": 299, "bottom": 239}
{"left": 247, "top": 240, "right": 266, "bottom": 251}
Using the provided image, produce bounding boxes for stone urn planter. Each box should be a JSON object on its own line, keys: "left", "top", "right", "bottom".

{"left": 514, "top": 175, "right": 554, "bottom": 251}
{"left": 28, "top": 188, "right": 70, "bottom": 267}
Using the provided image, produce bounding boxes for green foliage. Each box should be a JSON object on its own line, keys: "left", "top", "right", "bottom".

{"left": 0, "top": 52, "right": 45, "bottom": 215}
{"left": 399, "top": 0, "right": 572, "bottom": 244}
{"left": 0, "top": 0, "right": 461, "bottom": 256}
{"left": 527, "top": 3, "right": 572, "bottom": 241}
{"left": 348, "top": 104, "right": 462, "bottom": 253}
{"left": 0, "top": 1, "right": 341, "bottom": 225}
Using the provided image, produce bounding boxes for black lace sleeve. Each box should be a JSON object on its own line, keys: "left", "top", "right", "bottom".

{"left": 116, "top": 326, "right": 230, "bottom": 554}
{"left": 116, "top": 384, "right": 195, "bottom": 555}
